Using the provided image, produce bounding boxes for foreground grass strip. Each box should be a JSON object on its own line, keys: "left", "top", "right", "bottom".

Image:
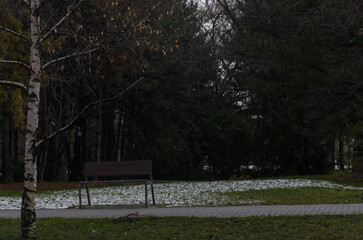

{"left": 224, "top": 187, "right": 363, "bottom": 205}
{"left": 0, "top": 215, "right": 363, "bottom": 240}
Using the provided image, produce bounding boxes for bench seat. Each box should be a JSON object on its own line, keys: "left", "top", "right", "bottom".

{"left": 79, "top": 179, "right": 152, "bottom": 185}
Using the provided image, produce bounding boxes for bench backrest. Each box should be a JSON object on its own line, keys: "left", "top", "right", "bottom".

{"left": 83, "top": 160, "right": 152, "bottom": 178}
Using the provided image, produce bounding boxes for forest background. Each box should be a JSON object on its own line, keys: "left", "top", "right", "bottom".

{"left": 0, "top": 0, "right": 362, "bottom": 184}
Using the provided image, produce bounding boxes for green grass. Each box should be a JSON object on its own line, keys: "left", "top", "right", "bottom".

{"left": 224, "top": 187, "right": 363, "bottom": 205}
{"left": 0, "top": 190, "right": 21, "bottom": 197}
{"left": 0, "top": 216, "right": 363, "bottom": 240}
{"left": 269, "top": 171, "right": 363, "bottom": 187}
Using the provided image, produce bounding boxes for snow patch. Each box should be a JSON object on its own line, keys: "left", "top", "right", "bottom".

{"left": 1, "top": 179, "right": 362, "bottom": 210}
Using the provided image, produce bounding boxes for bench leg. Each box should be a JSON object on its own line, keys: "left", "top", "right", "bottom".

{"left": 78, "top": 184, "right": 82, "bottom": 208}
{"left": 86, "top": 184, "right": 91, "bottom": 206}
{"left": 145, "top": 183, "right": 148, "bottom": 208}
{"left": 151, "top": 184, "right": 155, "bottom": 205}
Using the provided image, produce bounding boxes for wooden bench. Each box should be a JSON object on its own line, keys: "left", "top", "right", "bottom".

{"left": 78, "top": 160, "right": 155, "bottom": 208}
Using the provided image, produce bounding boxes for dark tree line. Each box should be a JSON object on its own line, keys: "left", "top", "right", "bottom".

{"left": 1, "top": 0, "right": 362, "bottom": 186}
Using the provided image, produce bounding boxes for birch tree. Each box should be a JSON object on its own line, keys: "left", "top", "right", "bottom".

{"left": 0, "top": 0, "right": 43, "bottom": 236}
{"left": 0, "top": 0, "right": 60, "bottom": 237}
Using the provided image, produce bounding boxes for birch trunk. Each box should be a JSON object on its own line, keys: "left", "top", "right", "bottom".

{"left": 21, "top": 0, "right": 41, "bottom": 238}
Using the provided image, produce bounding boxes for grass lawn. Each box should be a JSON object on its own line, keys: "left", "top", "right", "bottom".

{"left": 273, "top": 171, "right": 363, "bottom": 188}
{"left": 223, "top": 187, "right": 363, "bottom": 205}
{"left": 1, "top": 215, "right": 363, "bottom": 240}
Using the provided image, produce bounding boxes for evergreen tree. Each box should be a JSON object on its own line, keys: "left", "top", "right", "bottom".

{"left": 217, "top": 0, "right": 362, "bottom": 174}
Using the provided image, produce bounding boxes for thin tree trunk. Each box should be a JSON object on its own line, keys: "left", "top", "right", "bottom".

{"left": 21, "top": 0, "right": 41, "bottom": 237}
{"left": 38, "top": 84, "right": 49, "bottom": 182}
{"left": 47, "top": 138, "right": 57, "bottom": 181}
{"left": 327, "top": 137, "right": 335, "bottom": 171}
{"left": 2, "top": 112, "right": 13, "bottom": 184}
{"left": 57, "top": 135, "right": 70, "bottom": 182}
{"left": 96, "top": 105, "right": 102, "bottom": 162}
{"left": 81, "top": 117, "right": 87, "bottom": 170}
{"left": 99, "top": 103, "right": 116, "bottom": 162}
{"left": 120, "top": 108, "right": 128, "bottom": 162}
{"left": 38, "top": 143, "right": 48, "bottom": 182}
{"left": 352, "top": 133, "right": 363, "bottom": 173}
{"left": 115, "top": 105, "right": 124, "bottom": 162}
{"left": 11, "top": 128, "right": 19, "bottom": 181}
{"left": 338, "top": 131, "right": 344, "bottom": 170}
{"left": 107, "top": 105, "right": 115, "bottom": 162}
{"left": 71, "top": 126, "right": 82, "bottom": 181}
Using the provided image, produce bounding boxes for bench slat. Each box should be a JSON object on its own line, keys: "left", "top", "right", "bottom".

{"left": 79, "top": 179, "right": 151, "bottom": 185}
{"left": 84, "top": 160, "right": 152, "bottom": 177}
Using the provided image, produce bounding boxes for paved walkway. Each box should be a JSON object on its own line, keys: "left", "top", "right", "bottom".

{"left": 1, "top": 203, "right": 363, "bottom": 219}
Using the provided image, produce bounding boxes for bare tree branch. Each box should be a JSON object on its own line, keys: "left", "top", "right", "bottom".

{"left": 35, "top": 76, "right": 145, "bottom": 148}
{"left": 0, "top": 26, "right": 30, "bottom": 42}
{"left": 0, "top": 80, "right": 27, "bottom": 92}
{"left": 41, "top": 47, "right": 99, "bottom": 70}
{"left": 0, "top": 60, "right": 31, "bottom": 70}
{"left": 216, "top": 0, "right": 238, "bottom": 25}
{"left": 39, "top": 0, "right": 84, "bottom": 44}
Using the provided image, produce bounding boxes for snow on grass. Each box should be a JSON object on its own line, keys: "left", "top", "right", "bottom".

{"left": 1, "top": 179, "right": 362, "bottom": 210}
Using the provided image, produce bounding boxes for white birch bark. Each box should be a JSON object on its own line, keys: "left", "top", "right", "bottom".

{"left": 21, "top": 0, "right": 41, "bottom": 238}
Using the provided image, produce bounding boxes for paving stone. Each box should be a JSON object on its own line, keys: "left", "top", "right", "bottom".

{"left": 1, "top": 204, "right": 363, "bottom": 219}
